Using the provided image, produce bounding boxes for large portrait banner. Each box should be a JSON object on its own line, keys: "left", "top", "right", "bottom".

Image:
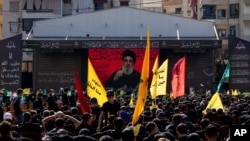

{"left": 89, "top": 48, "right": 159, "bottom": 89}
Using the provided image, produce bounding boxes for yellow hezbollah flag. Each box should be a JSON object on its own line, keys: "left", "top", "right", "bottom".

{"left": 203, "top": 91, "right": 224, "bottom": 115}
{"left": 87, "top": 58, "right": 107, "bottom": 107}
{"left": 23, "top": 88, "right": 30, "bottom": 95}
{"left": 132, "top": 28, "right": 150, "bottom": 125}
{"left": 232, "top": 89, "right": 239, "bottom": 96}
{"left": 156, "top": 59, "right": 168, "bottom": 96}
{"left": 150, "top": 55, "right": 159, "bottom": 99}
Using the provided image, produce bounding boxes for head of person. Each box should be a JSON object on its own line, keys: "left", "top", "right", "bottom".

{"left": 106, "top": 90, "right": 115, "bottom": 102}
{"left": 0, "top": 120, "right": 12, "bottom": 137}
{"left": 187, "top": 133, "right": 201, "bottom": 141}
{"left": 205, "top": 124, "right": 219, "bottom": 141}
{"left": 146, "top": 121, "right": 159, "bottom": 135}
{"left": 16, "top": 88, "right": 23, "bottom": 97}
{"left": 176, "top": 123, "right": 189, "bottom": 137}
{"left": 99, "top": 135, "right": 114, "bottom": 141}
{"left": 3, "top": 112, "right": 13, "bottom": 121}
{"left": 90, "top": 97, "right": 98, "bottom": 106}
{"left": 55, "top": 118, "right": 65, "bottom": 130}
{"left": 49, "top": 89, "right": 54, "bottom": 94}
{"left": 121, "top": 127, "right": 135, "bottom": 141}
{"left": 122, "top": 50, "right": 136, "bottom": 75}
{"left": 23, "top": 112, "right": 32, "bottom": 123}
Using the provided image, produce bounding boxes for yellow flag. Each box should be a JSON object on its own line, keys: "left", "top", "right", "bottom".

{"left": 23, "top": 88, "right": 30, "bottom": 95}
{"left": 170, "top": 91, "right": 174, "bottom": 101}
{"left": 132, "top": 28, "right": 150, "bottom": 125}
{"left": 150, "top": 55, "right": 159, "bottom": 99}
{"left": 87, "top": 58, "right": 107, "bottom": 107}
{"left": 129, "top": 95, "right": 134, "bottom": 107}
{"left": 232, "top": 89, "right": 239, "bottom": 96}
{"left": 156, "top": 59, "right": 168, "bottom": 96}
{"left": 203, "top": 91, "right": 224, "bottom": 115}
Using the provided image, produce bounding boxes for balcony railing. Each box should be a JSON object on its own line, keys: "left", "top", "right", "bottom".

{"left": 26, "top": 9, "right": 54, "bottom": 13}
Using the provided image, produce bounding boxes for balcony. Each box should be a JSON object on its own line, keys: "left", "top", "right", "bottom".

{"left": 229, "top": 18, "right": 239, "bottom": 25}
{"left": 22, "top": 9, "right": 62, "bottom": 19}
{"left": 243, "top": 14, "right": 250, "bottom": 21}
{"left": 200, "top": 0, "right": 229, "bottom": 5}
{"left": 214, "top": 19, "right": 228, "bottom": 25}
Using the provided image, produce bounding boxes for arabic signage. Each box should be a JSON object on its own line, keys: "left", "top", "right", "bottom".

{"left": 229, "top": 37, "right": 250, "bottom": 91}
{"left": 22, "top": 40, "right": 221, "bottom": 49}
{"left": 160, "top": 40, "right": 221, "bottom": 49}
{"left": 33, "top": 49, "right": 82, "bottom": 90}
{"left": 0, "top": 34, "right": 22, "bottom": 90}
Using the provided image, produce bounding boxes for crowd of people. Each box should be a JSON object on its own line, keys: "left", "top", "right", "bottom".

{"left": 0, "top": 86, "right": 249, "bottom": 141}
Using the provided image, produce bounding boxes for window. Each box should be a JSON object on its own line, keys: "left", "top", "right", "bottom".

{"left": 230, "top": 26, "right": 236, "bottom": 37}
{"left": 22, "top": 61, "right": 33, "bottom": 72}
{"left": 95, "top": 3, "right": 104, "bottom": 10}
{"left": 120, "top": 2, "right": 129, "bottom": 6}
{"left": 203, "top": 5, "right": 216, "bottom": 19}
{"left": 230, "top": 4, "right": 239, "bottom": 18}
{"left": 175, "top": 8, "right": 182, "bottom": 14}
{"left": 217, "top": 9, "right": 226, "bottom": 19}
{"left": 63, "top": 0, "right": 72, "bottom": 3}
{"left": 9, "top": 22, "right": 19, "bottom": 33}
{"left": 218, "top": 29, "right": 226, "bottom": 38}
{"left": 10, "top": 1, "right": 20, "bottom": 12}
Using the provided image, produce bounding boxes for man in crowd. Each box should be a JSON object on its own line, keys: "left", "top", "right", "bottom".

{"left": 10, "top": 88, "right": 23, "bottom": 125}
{"left": 97, "top": 90, "right": 120, "bottom": 132}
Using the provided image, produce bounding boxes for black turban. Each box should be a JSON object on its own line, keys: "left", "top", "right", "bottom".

{"left": 122, "top": 50, "right": 136, "bottom": 63}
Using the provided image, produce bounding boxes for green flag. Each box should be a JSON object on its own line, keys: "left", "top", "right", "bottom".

{"left": 217, "top": 63, "right": 230, "bottom": 91}
{"left": 4, "top": 89, "right": 10, "bottom": 97}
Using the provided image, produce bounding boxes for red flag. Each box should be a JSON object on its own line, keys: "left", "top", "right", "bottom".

{"left": 171, "top": 56, "right": 186, "bottom": 99}
{"left": 73, "top": 68, "right": 91, "bottom": 113}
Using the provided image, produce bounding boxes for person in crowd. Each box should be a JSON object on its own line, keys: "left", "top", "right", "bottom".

{"left": 50, "top": 128, "right": 74, "bottom": 141}
{"left": 0, "top": 120, "right": 18, "bottom": 141}
{"left": 60, "top": 87, "right": 69, "bottom": 108}
{"left": 42, "top": 111, "right": 81, "bottom": 135}
{"left": 10, "top": 88, "right": 24, "bottom": 125}
{"left": 93, "top": 117, "right": 124, "bottom": 140}
{"left": 121, "top": 126, "right": 136, "bottom": 141}
{"left": 0, "top": 106, "right": 4, "bottom": 122}
{"left": 101, "top": 115, "right": 116, "bottom": 132}
{"left": 205, "top": 124, "right": 219, "bottom": 141}
{"left": 30, "top": 110, "right": 41, "bottom": 124}
{"left": 33, "top": 93, "right": 44, "bottom": 111}
{"left": 69, "top": 88, "right": 76, "bottom": 107}
{"left": 195, "top": 118, "right": 210, "bottom": 140}
{"left": 19, "top": 112, "right": 44, "bottom": 141}
{"left": 3, "top": 112, "right": 20, "bottom": 138}
{"left": 143, "top": 121, "right": 160, "bottom": 141}
{"left": 105, "top": 49, "right": 141, "bottom": 90}
{"left": 74, "top": 113, "right": 94, "bottom": 135}
{"left": 187, "top": 132, "right": 201, "bottom": 141}
{"left": 119, "top": 106, "right": 131, "bottom": 126}
{"left": 73, "top": 128, "right": 96, "bottom": 141}
{"left": 99, "top": 135, "right": 114, "bottom": 141}
{"left": 176, "top": 123, "right": 189, "bottom": 141}
{"left": 46, "top": 89, "right": 58, "bottom": 111}
{"left": 89, "top": 97, "right": 101, "bottom": 131}
{"left": 97, "top": 90, "right": 120, "bottom": 132}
